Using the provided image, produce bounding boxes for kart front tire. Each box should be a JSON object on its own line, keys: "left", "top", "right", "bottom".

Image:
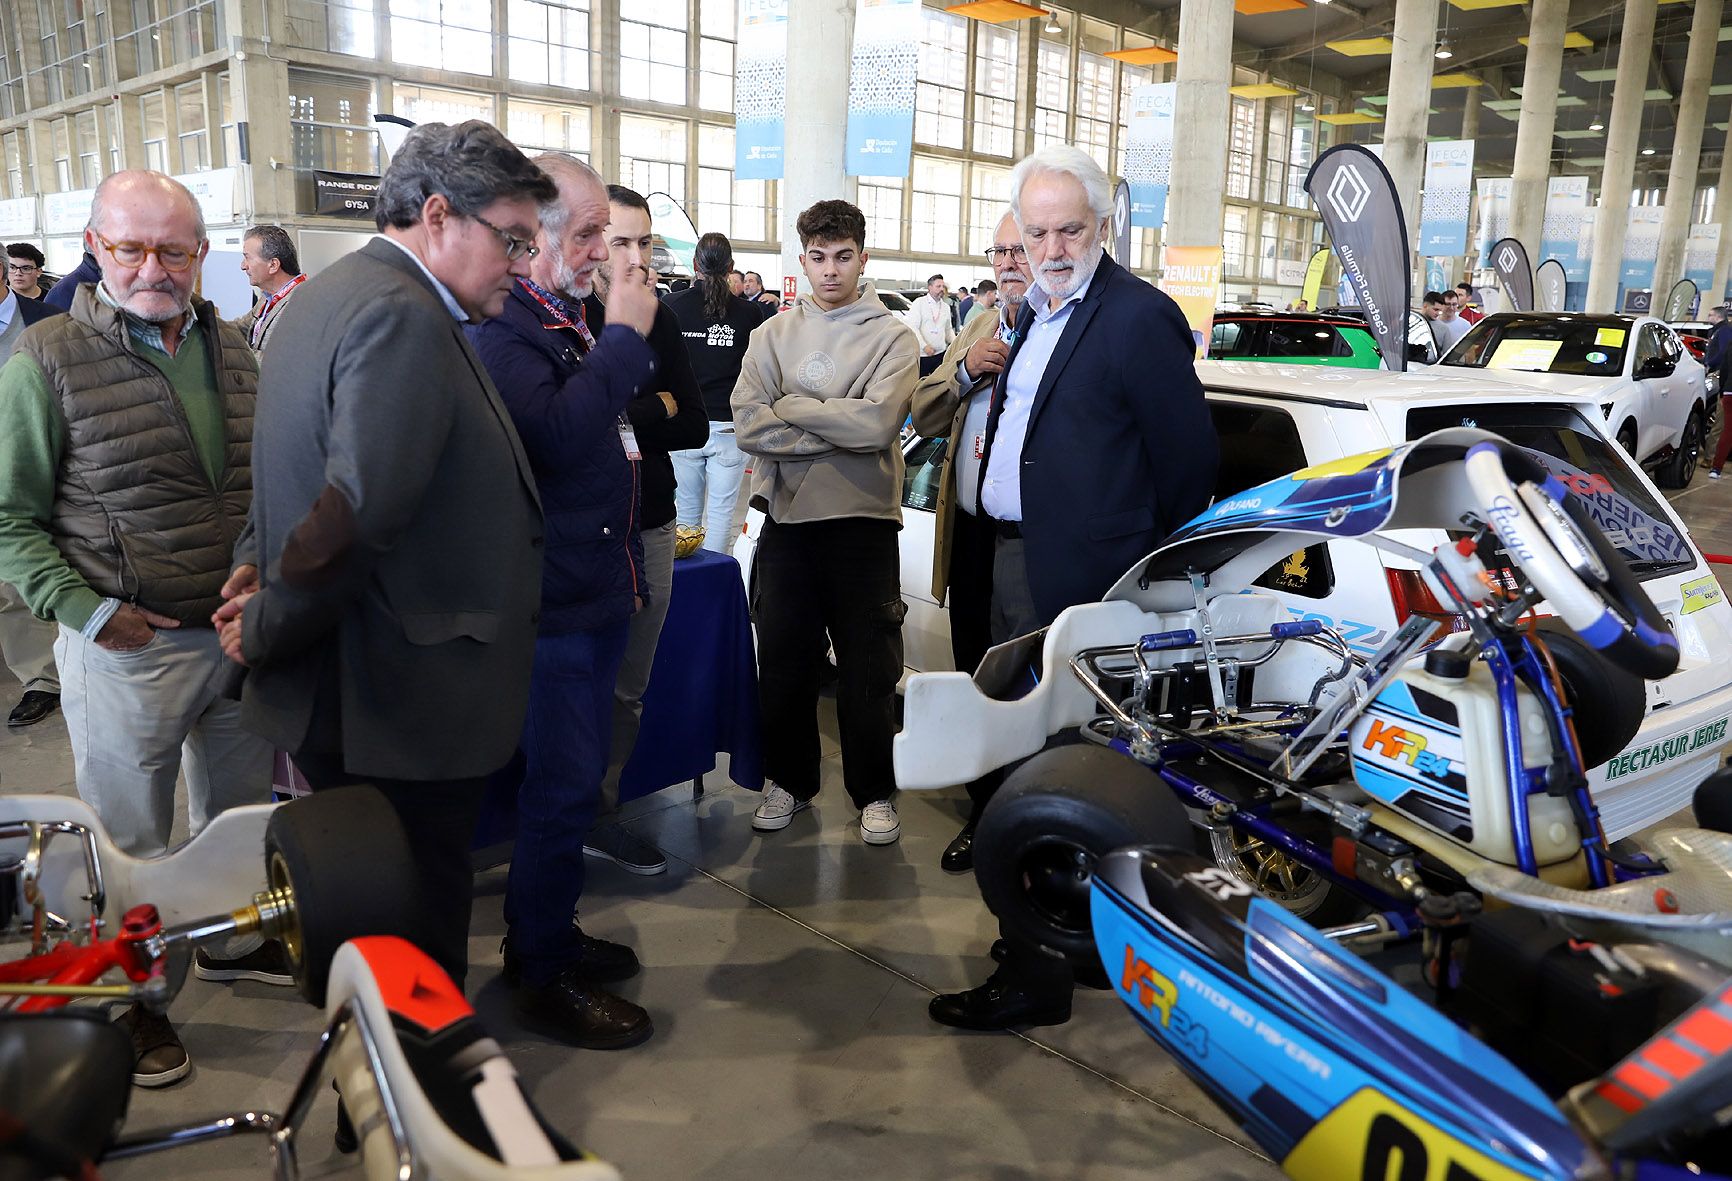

{"left": 974, "top": 745, "right": 1191, "bottom": 961}
{"left": 264, "top": 785, "right": 421, "bottom": 1006}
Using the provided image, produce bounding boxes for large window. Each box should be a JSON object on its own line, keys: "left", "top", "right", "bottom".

{"left": 910, "top": 156, "right": 963, "bottom": 255}
{"left": 1263, "top": 99, "right": 1289, "bottom": 207}
{"left": 915, "top": 7, "right": 966, "bottom": 150}
{"left": 1287, "top": 109, "right": 1316, "bottom": 208}
{"left": 1223, "top": 204, "right": 1250, "bottom": 279}
{"left": 968, "top": 164, "right": 1010, "bottom": 256}
{"left": 176, "top": 80, "right": 210, "bottom": 173}
{"left": 141, "top": 90, "right": 167, "bottom": 173}
{"left": 971, "top": 23, "right": 1018, "bottom": 158}
{"left": 1075, "top": 51, "right": 1115, "bottom": 172}
{"left": 697, "top": 124, "right": 767, "bottom": 241}
{"left": 282, "top": 0, "right": 377, "bottom": 57}
{"left": 621, "top": 0, "right": 687, "bottom": 104}
{"left": 389, "top": 0, "right": 491, "bottom": 75}
{"left": 2, "top": 132, "right": 28, "bottom": 199}
{"left": 508, "top": 0, "right": 590, "bottom": 90}
{"left": 697, "top": 0, "right": 733, "bottom": 113}
{"left": 75, "top": 110, "right": 102, "bottom": 187}
{"left": 291, "top": 70, "right": 379, "bottom": 174}
{"left": 122, "top": 0, "right": 220, "bottom": 72}
{"left": 1034, "top": 21, "right": 1071, "bottom": 150}
{"left": 508, "top": 99, "right": 591, "bottom": 160}
{"left": 218, "top": 74, "right": 238, "bottom": 167}
{"left": 1227, "top": 95, "right": 1257, "bottom": 201}
{"left": 392, "top": 81, "right": 490, "bottom": 125}
{"left": 858, "top": 176, "right": 904, "bottom": 253}
{"left": 618, "top": 113, "right": 686, "bottom": 201}
{"left": 51, "top": 119, "right": 72, "bottom": 191}
{"left": 0, "top": 18, "right": 20, "bottom": 120}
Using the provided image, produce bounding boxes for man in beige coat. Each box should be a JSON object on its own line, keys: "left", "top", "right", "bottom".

{"left": 908, "top": 210, "right": 1029, "bottom": 872}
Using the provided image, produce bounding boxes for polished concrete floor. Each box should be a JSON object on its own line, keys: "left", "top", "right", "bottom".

{"left": 5, "top": 450, "right": 1732, "bottom": 1180}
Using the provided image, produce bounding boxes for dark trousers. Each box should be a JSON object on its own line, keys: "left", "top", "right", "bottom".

{"left": 292, "top": 752, "right": 487, "bottom": 992}
{"left": 755, "top": 516, "right": 902, "bottom": 809}
{"left": 1714, "top": 394, "right": 1732, "bottom": 473}
{"left": 503, "top": 620, "right": 631, "bottom": 988}
{"left": 948, "top": 508, "right": 998, "bottom": 820}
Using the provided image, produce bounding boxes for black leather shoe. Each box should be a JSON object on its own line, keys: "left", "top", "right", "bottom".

{"left": 929, "top": 966, "right": 1071, "bottom": 1031}
{"left": 7, "top": 690, "right": 58, "bottom": 728}
{"left": 989, "top": 939, "right": 1107, "bottom": 988}
{"left": 500, "top": 930, "right": 641, "bottom": 987}
{"left": 940, "top": 824, "right": 975, "bottom": 874}
{"left": 513, "top": 970, "right": 653, "bottom": 1050}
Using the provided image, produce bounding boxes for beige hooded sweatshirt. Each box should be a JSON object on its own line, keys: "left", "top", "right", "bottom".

{"left": 731, "top": 282, "right": 919, "bottom": 526}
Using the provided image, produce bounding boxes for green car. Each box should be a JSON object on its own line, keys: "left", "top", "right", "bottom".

{"left": 1209, "top": 313, "right": 1384, "bottom": 369}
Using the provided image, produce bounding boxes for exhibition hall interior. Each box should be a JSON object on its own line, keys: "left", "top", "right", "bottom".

{"left": 3, "top": 0, "right": 1732, "bottom": 1177}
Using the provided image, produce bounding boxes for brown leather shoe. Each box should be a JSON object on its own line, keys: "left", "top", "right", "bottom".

{"left": 118, "top": 1002, "right": 190, "bottom": 1087}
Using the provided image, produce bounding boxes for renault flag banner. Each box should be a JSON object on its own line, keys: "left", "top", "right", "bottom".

{"left": 1686, "top": 224, "right": 1720, "bottom": 295}
{"left": 1475, "top": 178, "right": 1512, "bottom": 258}
{"left": 1159, "top": 246, "right": 1221, "bottom": 359}
{"left": 1621, "top": 205, "right": 1664, "bottom": 293}
{"left": 1112, "top": 180, "right": 1132, "bottom": 263}
{"left": 1664, "top": 280, "right": 1698, "bottom": 323}
{"left": 1543, "top": 176, "right": 1589, "bottom": 282}
{"left": 646, "top": 192, "right": 699, "bottom": 276}
{"left": 844, "top": 0, "right": 919, "bottom": 177}
{"left": 1306, "top": 144, "right": 1412, "bottom": 372}
{"left": 1123, "top": 83, "right": 1176, "bottom": 229}
{"left": 734, "top": 0, "right": 788, "bottom": 179}
{"left": 1536, "top": 258, "right": 1567, "bottom": 312}
{"left": 1489, "top": 237, "right": 1534, "bottom": 313}
{"left": 1418, "top": 139, "right": 1473, "bottom": 256}
{"left": 1300, "top": 247, "right": 1329, "bottom": 309}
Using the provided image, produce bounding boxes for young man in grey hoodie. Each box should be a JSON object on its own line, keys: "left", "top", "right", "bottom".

{"left": 732, "top": 199, "right": 918, "bottom": 845}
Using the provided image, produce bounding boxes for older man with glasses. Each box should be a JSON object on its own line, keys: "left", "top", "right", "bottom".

{"left": 0, "top": 170, "right": 275, "bottom": 1086}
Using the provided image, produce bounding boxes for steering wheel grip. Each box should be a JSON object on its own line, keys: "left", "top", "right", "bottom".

{"left": 1463, "top": 440, "right": 1679, "bottom": 682}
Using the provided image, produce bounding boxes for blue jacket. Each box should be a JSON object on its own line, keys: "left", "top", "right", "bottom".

{"left": 44, "top": 253, "right": 101, "bottom": 311}
{"left": 468, "top": 281, "right": 658, "bottom": 635}
{"left": 1707, "top": 321, "right": 1732, "bottom": 384}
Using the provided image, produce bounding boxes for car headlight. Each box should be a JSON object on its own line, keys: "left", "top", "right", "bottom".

{"left": 1601, "top": 403, "right": 1613, "bottom": 419}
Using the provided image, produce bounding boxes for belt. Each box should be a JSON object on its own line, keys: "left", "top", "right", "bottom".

{"left": 990, "top": 517, "right": 1022, "bottom": 540}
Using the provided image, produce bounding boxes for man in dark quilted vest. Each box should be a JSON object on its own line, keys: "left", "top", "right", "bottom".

{"left": 0, "top": 170, "right": 276, "bottom": 1087}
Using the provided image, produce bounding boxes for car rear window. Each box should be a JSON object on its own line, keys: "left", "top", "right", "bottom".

{"left": 1264, "top": 322, "right": 1351, "bottom": 359}
{"left": 1440, "top": 317, "right": 1625, "bottom": 376}
{"left": 1208, "top": 399, "right": 1334, "bottom": 598}
{"left": 1405, "top": 404, "right": 1696, "bottom": 582}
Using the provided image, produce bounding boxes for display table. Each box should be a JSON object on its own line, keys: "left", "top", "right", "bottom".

{"left": 474, "top": 547, "right": 762, "bottom": 851}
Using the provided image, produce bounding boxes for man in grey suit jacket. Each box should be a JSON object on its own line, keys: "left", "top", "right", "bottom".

{"left": 215, "top": 121, "right": 556, "bottom": 988}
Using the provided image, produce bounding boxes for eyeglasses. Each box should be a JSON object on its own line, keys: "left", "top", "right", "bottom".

{"left": 983, "top": 245, "right": 1028, "bottom": 263}
{"left": 7, "top": 262, "right": 40, "bottom": 273}
{"left": 472, "top": 214, "right": 538, "bottom": 262}
{"left": 94, "top": 234, "right": 199, "bottom": 272}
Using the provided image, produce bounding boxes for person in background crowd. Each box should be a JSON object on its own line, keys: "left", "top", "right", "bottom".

{"left": 734, "top": 199, "right": 918, "bottom": 846}
{"left": 0, "top": 267, "right": 61, "bottom": 730}
{"left": 236, "top": 224, "right": 306, "bottom": 353}
{"left": 743, "top": 270, "right": 782, "bottom": 314}
{"left": 465, "top": 154, "right": 660, "bottom": 1048}
{"left": 216, "top": 121, "right": 552, "bottom": 1002}
{"left": 957, "top": 283, "right": 976, "bottom": 324}
{"left": 928, "top": 145, "right": 1217, "bottom": 1033}
{"left": 965, "top": 279, "right": 999, "bottom": 325}
{"left": 0, "top": 170, "right": 278, "bottom": 1086}
{"left": 1434, "top": 288, "right": 1471, "bottom": 354}
{"left": 44, "top": 248, "right": 101, "bottom": 311}
{"left": 1706, "top": 306, "right": 1732, "bottom": 479}
{"left": 728, "top": 270, "right": 745, "bottom": 297}
{"left": 911, "top": 273, "right": 955, "bottom": 367}
{"left": 910, "top": 211, "right": 1027, "bottom": 874}
{"left": 6, "top": 244, "right": 50, "bottom": 301}
{"left": 1456, "top": 281, "right": 1484, "bottom": 324}
{"left": 1420, "top": 290, "right": 1445, "bottom": 321}
{"left": 583, "top": 184, "right": 707, "bottom": 875}
{"left": 667, "top": 232, "right": 766, "bottom": 553}
{"left": 1294, "top": 298, "right": 1309, "bottom": 312}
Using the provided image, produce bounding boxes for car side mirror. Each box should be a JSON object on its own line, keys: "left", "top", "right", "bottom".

{"left": 1635, "top": 356, "right": 1674, "bottom": 379}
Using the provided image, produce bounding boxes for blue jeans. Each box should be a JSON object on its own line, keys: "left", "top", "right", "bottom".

{"left": 503, "top": 619, "right": 630, "bottom": 987}
{"left": 671, "top": 422, "right": 746, "bottom": 553}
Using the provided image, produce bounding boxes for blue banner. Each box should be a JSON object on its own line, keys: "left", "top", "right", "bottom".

{"left": 1541, "top": 176, "right": 1589, "bottom": 283}
{"left": 1123, "top": 82, "right": 1175, "bottom": 229}
{"left": 1686, "top": 225, "right": 1719, "bottom": 295}
{"left": 844, "top": 0, "right": 919, "bottom": 177}
{"left": 734, "top": 0, "right": 787, "bottom": 180}
{"left": 1620, "top": 205, "right": 1663, "bottom": 293}
{"left": 1418, "top": 140, "right": 1473, "bottom": 256}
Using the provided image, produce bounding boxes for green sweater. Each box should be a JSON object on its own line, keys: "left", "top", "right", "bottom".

{"left": 0, "top": 323, "right": 226, "bottom": 630}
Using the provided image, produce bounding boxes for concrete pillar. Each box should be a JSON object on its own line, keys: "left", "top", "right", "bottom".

{"left": 592, "top": 0, "right": 621, "bottom": 185}
{"left": 1381, "top": 0, "right": 1439, "bottom": 262}
{"left": 1651, "top": 0, "right": 1723, "bottom": 298}
{"left": 1507, "top": 0, "right": 1568, "bottom": 258}
{"left": 1585, "top": 0, "right": 1657, "bottom": 312}
{"left": 1460, "top": 84, "right": 1480, "bottom": 145}
{"left": 778, "top": 0, "right": 856, "bottom": 294}
{"left": 1713, "top": 125, "right": 1732, "bottom": 305}
{"left": 1166, "top": 0, "right": 1232, "bottom": 250}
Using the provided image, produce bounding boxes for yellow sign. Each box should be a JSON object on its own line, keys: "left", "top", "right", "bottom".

{"left": 1160, "top": 245, "right": 1223, "bottom": 359}
{"left": 1293, "top": 448, "right": 1391, "bottom": 480}
{"left": 1596, "top": 327, "right": 1626, "bottom": 347}
{"left": 1300, "top": 248, "right": 1330, "bottom": 311}
{"left": 1283, "top": 1088, "right": 1534, "bottom": 1181}
{"left": 1680, "top": 575, "right": 1725, "bottom": 616}
{"left": 1486, "top": 338, "right": 1562, "bottom": 371}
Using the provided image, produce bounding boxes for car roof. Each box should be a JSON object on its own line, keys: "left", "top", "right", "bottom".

{"left": 1197, "top": 359, "right": 1605, "bottom": 409}
{"left": 1213, "top": 312, "right": 1372, "bottom": 329}
{"left": 1475, "top": 310, "right": 1655, "bottom": 329}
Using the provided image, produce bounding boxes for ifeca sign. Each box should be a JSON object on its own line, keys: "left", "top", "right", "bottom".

{"left": 1122, "top": 83, "right": 1175, "bottom": 229}
{"left": 1418, "top": 140, "right": 1473, "bottom": 256}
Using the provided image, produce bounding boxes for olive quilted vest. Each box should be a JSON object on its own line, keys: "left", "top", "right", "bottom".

{"left": 19, "top": 286, "right": 255, "bottom": 624}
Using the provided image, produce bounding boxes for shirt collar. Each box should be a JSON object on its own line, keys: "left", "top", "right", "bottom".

{"left": 378, "top": 234, "right": 469, "bottom": 322}
{"left": 1024, "top": 279, "right": 1088, "bottom": 324}
{"left": 95, "top": 281, "right": 197, "bottom": 354}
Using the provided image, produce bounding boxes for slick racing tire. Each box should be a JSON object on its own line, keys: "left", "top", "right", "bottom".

{"left": 1526, "top": 616, "right": 1644, "bottom": 771}
{"left": 974, "top": 745, "right": 1191, "bottom": 961}
{"left": 264, "top": 786, "right": 421, "bottom": 1006}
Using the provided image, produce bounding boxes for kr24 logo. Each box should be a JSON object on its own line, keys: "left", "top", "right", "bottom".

{"left": 1120, "top": 946, "right": 1211, "bottom": 1059}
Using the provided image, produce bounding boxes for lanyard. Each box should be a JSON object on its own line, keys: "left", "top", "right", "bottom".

{"left": 251, "top": 273, "right": 305, "bottom": 347}
{"left": 517, "top": 278, "right": 597, "bottom": 352}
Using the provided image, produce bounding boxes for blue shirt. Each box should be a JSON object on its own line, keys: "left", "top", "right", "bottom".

{"left": 0, "top": 289, "right": 15, "bottom": 334}
{"left": 980, "top": 281, "right": 1087, "bottom": 522}
{"left": 954, "top": 312, "right": 1016, "bottom": 517}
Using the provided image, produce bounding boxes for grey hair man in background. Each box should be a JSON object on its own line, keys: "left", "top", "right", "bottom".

{"left": 215, "top": 121, "right": 553, "bottom": 993}
{"left": 236, "top": 224, "right": 305, "bottom": 352}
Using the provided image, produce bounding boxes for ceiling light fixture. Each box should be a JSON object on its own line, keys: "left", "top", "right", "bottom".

{"left": 1589, "top": 119, "right": 1604, "bottom": 131}
{"left": 1044, "top": 11, "right": 1060, "bottom": 33}
{"left": 1435, "top": 39, "right": 1453, "bottom": 60}
{"left": 1641, "top": 146, "right": 1655, "bottom": 155}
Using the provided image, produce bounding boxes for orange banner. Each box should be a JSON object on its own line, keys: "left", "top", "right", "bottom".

{"left": 1159, "top": 245, "right": 1223, "bottom": 358}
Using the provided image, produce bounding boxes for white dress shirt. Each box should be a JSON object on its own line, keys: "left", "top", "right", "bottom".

{"left": 378, "top": 234, "right": 469, "bottom": 322}
{"left": 912, "top": 293, "right": 955, "bottom": 354}
{"left": 979, "top": 282, "right": 1086, "bottom": 522}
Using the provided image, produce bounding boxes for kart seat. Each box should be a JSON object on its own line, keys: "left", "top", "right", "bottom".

{"left": 0, "top": 1011, "right": 132, "bottom": 1181}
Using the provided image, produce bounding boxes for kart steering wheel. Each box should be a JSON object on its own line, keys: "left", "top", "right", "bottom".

{"left": 1462, "top": 439, "right": 1679, "bottom": 681}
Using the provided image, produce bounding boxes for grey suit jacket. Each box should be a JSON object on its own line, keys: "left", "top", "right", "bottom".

{"left": 240, "top": 236, "right": 544, "bottom": 781}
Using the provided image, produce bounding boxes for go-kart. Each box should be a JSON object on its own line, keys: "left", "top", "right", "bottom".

{"left": 0, "top": 788, "right": 620, "bottom": 1181}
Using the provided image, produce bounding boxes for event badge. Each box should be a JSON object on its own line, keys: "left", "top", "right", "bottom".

{"left": 618, "top": 418, "right": 642, "bottom": 461}
{"left": 972, "top": 433, "right": 985, "bottom": 460}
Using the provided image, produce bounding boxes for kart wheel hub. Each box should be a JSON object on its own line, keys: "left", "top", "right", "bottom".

{"left": 1209, "top": 826, "right": 1332, "bottom": 916}
{"left": 1019, "top": 841, "right": 1094, "bottom": 935}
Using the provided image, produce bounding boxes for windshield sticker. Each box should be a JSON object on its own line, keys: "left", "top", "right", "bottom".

{"left": 1679, "top": 575, "right": 1725, "bottom": 616}
{"left": 1519, "top": 447, "right": 1691, "bottom": 567}
{"left": 1487, "top": 339, "right": 1563, "bottom": 371}
{"left": 1596, "top": 327, "right": 1627, "bottom": 348}
{"left": 1586, "top": 351, "right": 1608, "bottom": 365}
{"left": 1603, "top": 715, "right": 1729, "bottom": 782}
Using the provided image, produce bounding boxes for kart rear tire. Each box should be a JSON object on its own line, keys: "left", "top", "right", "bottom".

{"left": 1659, "top": 408, "right": 1705, "bottom": 489}
{"left": 264, "top": 786, "right": 420, "bottom": 1007}
{"left": 1529, "top": 616, "right": 1644, "bottom": 771}
{"left": 974, "top": 745, "right": 1191, "bottom": 961}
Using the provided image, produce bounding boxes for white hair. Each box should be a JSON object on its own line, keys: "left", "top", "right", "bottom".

{"left": 1009, "top": 146, "right": 1113, "bottom": 226}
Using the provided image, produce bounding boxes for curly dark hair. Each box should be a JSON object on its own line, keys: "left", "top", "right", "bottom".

{"left": 6, "top": 242, "right": 45, "bottom": 268}
{"left": 374, "top": 120, "right": 557, "bottom": 232}
{"left": 795, "top": 200, "right": 866, "bottom": 252}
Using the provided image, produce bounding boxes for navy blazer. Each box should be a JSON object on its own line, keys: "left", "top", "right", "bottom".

{"left": 14, "top": 294, "right": 58, "bottom": 328}
{"left": 979, "top": 253, "right": 1218, "bottom": 624}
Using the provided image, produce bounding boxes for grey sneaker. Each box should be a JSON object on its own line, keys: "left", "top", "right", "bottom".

{"left": 194, "top": 939, "right": 294, "bottom": 986}
{"left": 752, "top": 784, "right": 810, "bottom": 832}
{"left": 860, "top": 800, "right": 901, "bottom": 846}
{"left": 583, "top": 824, "right": 667, "bottom": 875}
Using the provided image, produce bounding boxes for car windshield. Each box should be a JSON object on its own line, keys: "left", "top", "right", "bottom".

{"left": 1439, "top": 317, "right": 1626, "bottom": 377}
{"left": 1405, "top": 404, "right": 1695, "bottom": 581}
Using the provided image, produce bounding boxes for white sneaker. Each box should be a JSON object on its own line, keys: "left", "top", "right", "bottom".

{"left": 860, "top": 800, "right": 901, "bottom": 845}
{"left": 753, "top": 784, "right": 809, "bottom": 832}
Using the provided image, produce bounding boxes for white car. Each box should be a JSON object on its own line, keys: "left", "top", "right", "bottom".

{"left": 1437, "top": 312, "right": 1711, "bottom": 488}
{"left": 739, "top": 362, "right": 1732, "bottom": 838}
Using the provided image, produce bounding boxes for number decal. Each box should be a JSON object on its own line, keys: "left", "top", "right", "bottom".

{"left": 1284, "top": 1089, "right": 1536, "bottom": 1181}
{"left": 1362, "top": 1113, "right": 1427, "bottom": 1181}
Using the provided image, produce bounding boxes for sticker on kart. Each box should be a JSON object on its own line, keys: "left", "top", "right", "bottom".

{"left": 1601, "top": 713, "right": 1731, "bottom": 782}
{"left": 1169, "top": 445, "right": 1403, "bottom": 543}
{"left": 1284, "top": 607, "right": 1389, "bottom": 655}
